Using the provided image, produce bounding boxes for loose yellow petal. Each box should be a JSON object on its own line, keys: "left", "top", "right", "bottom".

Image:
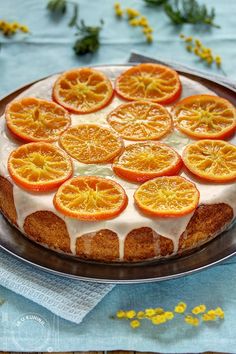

{"left": 143, "top": 27, "right": 153, "bottom": 34}
{"left": 129, "top": 19, "right": 139, "bottom": 26}
{"left": 155, "top": 307, "right": 164, "bottom": 314}
{"left": 202, "top": 311, "right": 216, "bottom": 321}
{"left": 126, "top": 310, "right": 136, "bottom": 319}
{"left": 215, "top": 56, "right": 222, "bottom": 67}
{"left": 116, "top": 310, "right": 126, "bottom": 319}
{"left": 126, "top": 8, "right": 140, "bottom": 19}
{"left": 206, "top": 57, "right": 213, "bottom": 65}
{"left": 19, "top": 25, "right": 29, "bottom": 33}
{"left": 146, "top": 34, "right": 153, "bottom": 43}
{"left": 139, "top": 16, "right": 149, "bottom": 27}
{"left": 175, "top": 302, "right": 187, "bottom": 313}
{"left": 137, "top": 311, "right": 145, "bottom": 319}
{"left": 145, "top": 308, "right": 156, "bottom": 317}
{"left": 214, "top": 307, "right": 224, "bottom": 318}
{"left": 130, "top": 319, "right": 141, "bottom": 328}
{"left": 186, "top": 45, "right": 193, "bottom": 52}
{"left": 194, "top": 47, "right": 200, "bottom": 56}
{"left": 11, "top": 21, "right": 19, "bottom": 30}
{"left": 185, "top": 315, "right": 199, "bottom": 326}
{"left": 151, "top": 314, "right": 166, "bottom": 325}
{"left": 192, "top": 304, "right": 206, "bottom": 315}
{"left": 185, "top": 36, "right": 193, "bottom": 43}
{"left": 192, "top": 318, "right": 200, "bottom": 326}
{"left": 164, "top": 311, "right": 174, "bottom": 320}
{"left": 115, "top": 8, "right": 123, "bottom": 17}
{"left": 195, "top": 39, "right": 202, "bottom": 47}
{"left": 114, "top": 2, "right": 121, "bottom": 9}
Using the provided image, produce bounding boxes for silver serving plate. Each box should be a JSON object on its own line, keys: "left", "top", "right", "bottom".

{"left": 0, "top": 65, "right": 236, "bottom": 283}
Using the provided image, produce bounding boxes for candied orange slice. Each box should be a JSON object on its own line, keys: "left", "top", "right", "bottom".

{"left": 54, "top": 176, "right": 128, "bottom": 220}
{"left": 113, "top": 142, "right": 182, "bottom": 182}
{"left": 59, "top": 124, "right": 123, "bottom": 164}
{"left": 173, "top": 95, "right": 236, "bottom": 139}
{"left": 8, "top": 142, "right": 73, "bottom": 191}
{"left": 183, "top": 140, "right": 236, "bottom": 182}
{"left": 107, "top": 101, "right": 172, "bottom": 140}
{"left": 53, "top": 68, "right": 113, "bottom": 113}
{"left": 134, "top": 176, "right": 199, "bottom": 217}
{"left": 115, "top": 63, "right": 181, "bottom": 104}
{"left": 6, "top": 97, "right": 71, "bottom": 143}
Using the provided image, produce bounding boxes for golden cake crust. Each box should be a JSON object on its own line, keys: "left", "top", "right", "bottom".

{"left": 0, "top": 176, "right": 17, "bottom": 226}
{"left": 24, "top": 211, "right": 71, "bottom": 254}
{"left": 0, "top": 176, "right": 233, "bottom": 262}
{"left": 76, "top": 229, "right": 119, "bottom": 261}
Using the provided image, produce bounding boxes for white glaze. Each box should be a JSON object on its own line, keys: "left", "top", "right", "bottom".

{"left": 0, "top": 66, "right": 235, "bottom": 259}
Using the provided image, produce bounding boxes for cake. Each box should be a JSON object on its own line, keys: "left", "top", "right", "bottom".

{"left": 0, "top": 64, "right": 235, "bottom": 263}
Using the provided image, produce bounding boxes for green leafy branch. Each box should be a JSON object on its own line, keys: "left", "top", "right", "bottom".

{"left": 74, "top": 19, "right": 103, "bottom": 55}
{"left": 47, "top": 0, "right": 103, "bottom": 55}
{"left": 164, "top": 0, "right": 220, "bottom": 27}
{"left": 143, "top": 0, "right": 220, "bottom": 28}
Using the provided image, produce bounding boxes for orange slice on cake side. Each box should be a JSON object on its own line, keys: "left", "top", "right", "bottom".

{"left": 182, "top": 140, "right": 236, "bottom": 182}
{"left": 115, "top": 63, "right": 181, "bottom": 104}
{"left": 134, "top": 176, "right": 199, "bottom": 217}
{"left": 113, "top": 142, "right": 182, "bottom": 183}
{"left": 53, "top": 67, "right": 113, "bottom": 113}
{"left": 6, "top": 97, "right": 71, "bottom": 143}
{"left": 59, "top": 124, "right": 124, "bottom": 164}
{"left": 8, "top": 142, "right": 73, "bottom": 192}
{"left": 107, "top": 101, "right": 173, "bottom": 140}
{"left": 54, "top": 176, "right": 128, "bottom": 221}
{"left": 172, "top": 95, "right": 236, "bottom": 139}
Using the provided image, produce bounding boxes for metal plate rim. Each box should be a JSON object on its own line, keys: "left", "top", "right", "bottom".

{"left": 1, "top": 240, "right": 236, "bottom": 284}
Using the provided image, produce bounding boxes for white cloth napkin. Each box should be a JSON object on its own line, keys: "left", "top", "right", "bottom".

{"left": 0, "top": 249, "right": 114, "bottom": 323}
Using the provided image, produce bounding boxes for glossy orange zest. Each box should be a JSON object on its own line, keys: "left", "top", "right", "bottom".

{"left": 115, "top": 63, "right": 181, "bottom": 104}
{"left": 134, "top": 176, "right": 199, "bottom": 217}
{"left": 8, "top": 142, "right": 73, "bottom": 191}
{"left": 173, "top": 95, "right": 236, "bottom": 139}
{"left": 183, "top": 140, "right": 236, "bottom": 182}
{"left": 54, "top": 176, "right": 128, "bottom": 221}
{"left": 6, "top": 97, "right": 71, "bottom": 142}
{"left": 113, "top": 142, "right": 182, "bottom": 183}
{"left": 53, "top": 67, "right": 113, "bottom": 113}
{"left": 59, "top": 124, "right": 124, "bottom": 164}
{"left": 107, "top": 100, "right": 173, "bottom": 140}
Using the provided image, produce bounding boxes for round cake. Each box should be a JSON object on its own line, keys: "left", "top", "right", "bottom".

{"left": 0, "top": 64, "right": 235, "bottom": 262}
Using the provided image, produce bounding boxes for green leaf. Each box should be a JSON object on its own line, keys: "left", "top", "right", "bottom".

{"left": 143, "top": 0, "right": 168, "bottom": 5}
{"left": 164, "top": 1, "right": 183, "bottom": 24}
{"left": 47, "top": 0, "right": 67, "bottom": 14}
{"left": 68, "top": 3, "right": 79, "bottom": 27}
{"left": 74, "top": 34, "right": 99, "bottom": 55}
{"left": 73, "top": 20, "right": 103, "bottom": 55}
